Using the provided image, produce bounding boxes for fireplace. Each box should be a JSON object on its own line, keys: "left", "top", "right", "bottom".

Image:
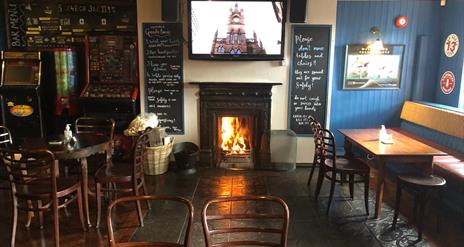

{"left": 217, "top": 115, "right": 255, "bottom": 168}
{"left": 192, "top": 82, "right": 281, "bottom": 168}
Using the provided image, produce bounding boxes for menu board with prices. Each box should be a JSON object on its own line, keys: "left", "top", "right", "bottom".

{"left": 288, "top": 25, "right": 331, "bottom": 136}
{"left": 5, "top": 0, "right": 136, "bottom": 49}
{"left": 142, "top": 23, "right": 184, "bottom": 134}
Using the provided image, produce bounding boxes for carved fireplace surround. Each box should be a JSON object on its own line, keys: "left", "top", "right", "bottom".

{"left": 191, "top": 82, "right": 281, "bottom": 168}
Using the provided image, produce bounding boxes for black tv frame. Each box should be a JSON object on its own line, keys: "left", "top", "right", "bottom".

{"left": 188, "top": 0, "right": 287, "bottom": 61}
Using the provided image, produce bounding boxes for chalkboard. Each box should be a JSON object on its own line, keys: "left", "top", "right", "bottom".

{"left": 4, "top": 0, "right": 137, "bottom": 49}
{"left": 288, "top": 25, "right": 331, "bottom": 136}
{"left": 142, "top": 23, "right": 184, "bottom": 134}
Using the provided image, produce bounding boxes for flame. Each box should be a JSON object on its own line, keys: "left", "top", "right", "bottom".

{"left": 220, "top": 117, "right": 250, "bottom": 155}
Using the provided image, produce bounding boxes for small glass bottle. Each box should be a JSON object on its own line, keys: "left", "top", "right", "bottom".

{"left": 379, "top": 125, "right": 387, "bottom": 142}
{"left": 64, "top": 124, "right": 73, "bottom": 142}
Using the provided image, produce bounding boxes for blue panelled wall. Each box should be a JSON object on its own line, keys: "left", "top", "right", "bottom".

{"left": 330, "top": 0, "right": 447, "bottom": 150}
{"left": 435, "top": 0, "right": 464, "bottom": 107}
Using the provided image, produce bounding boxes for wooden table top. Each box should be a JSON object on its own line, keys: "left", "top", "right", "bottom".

{"left": 338, "top": 128, "right": 446, "bottom": 157}
{"left": 20, "top": 133, "right": 110, "bottom": 160}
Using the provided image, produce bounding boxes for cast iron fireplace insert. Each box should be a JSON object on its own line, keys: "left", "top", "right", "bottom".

{"left": 191, "top": 82, "right": 281, "bottom": 168}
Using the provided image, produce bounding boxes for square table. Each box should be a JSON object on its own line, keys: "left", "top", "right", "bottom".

{"left": 338, "top": 128, "right": 446, "bottom": 218}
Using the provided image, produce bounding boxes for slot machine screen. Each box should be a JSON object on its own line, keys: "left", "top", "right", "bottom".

{"left": 2, "top": 62, "right": 39, "bottom": 86}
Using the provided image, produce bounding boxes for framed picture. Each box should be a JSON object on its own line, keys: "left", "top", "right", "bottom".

{"left": 343, "top": 44, "right": 405, "bottom": 90}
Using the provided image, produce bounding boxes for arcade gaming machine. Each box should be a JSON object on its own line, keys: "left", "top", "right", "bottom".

{"left": 0, "top": 51, "right": 44, "bottom": 142}
{"left": 80, "top": 33, "right": 139, "bottom": 131}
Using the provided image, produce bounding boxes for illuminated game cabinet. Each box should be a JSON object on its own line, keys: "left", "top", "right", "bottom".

{"left": 80, "top": 33, "right": 139, "bottom": 130}
{"left": 0, "top": 51, "right": 44, "bottom": 142}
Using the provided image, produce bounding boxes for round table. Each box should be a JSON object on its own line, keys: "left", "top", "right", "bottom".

{"left": 21, "top": 133, "right": 111, "bottom": 227}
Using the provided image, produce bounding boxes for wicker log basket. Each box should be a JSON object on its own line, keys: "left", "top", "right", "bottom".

{"left": 144, "top": 137, "right": 174, "bottom": 175}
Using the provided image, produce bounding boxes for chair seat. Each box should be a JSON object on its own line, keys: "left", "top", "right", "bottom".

{"left": 95, "top": 163, "right": 133, "bottom": 183}
{"left": 324, "top": 157, "right": 369, "bottom": 173}
{"left": 398, "top": 174, "right": 446, "bottom": 187}
{"left": 16, "top": 177, "right": 81, "bottom": 199}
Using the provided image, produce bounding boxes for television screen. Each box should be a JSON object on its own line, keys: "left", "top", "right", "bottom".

{"left": 188, "top": 0, "right": 285, "bottom": 60}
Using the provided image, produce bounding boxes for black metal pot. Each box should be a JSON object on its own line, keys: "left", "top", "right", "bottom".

{"left": 172, "top": 142, "right": 199, "bottom": 174}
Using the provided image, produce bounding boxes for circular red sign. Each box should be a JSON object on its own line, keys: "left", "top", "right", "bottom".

{"left": 395, "top": 16, "right": 408, "bottom": 29}
{"left": 440, "top": 71, "right": 455, "bottom": 94}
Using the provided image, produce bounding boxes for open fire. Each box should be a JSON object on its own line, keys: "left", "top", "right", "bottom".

{"left": 219, "top": 116, "right": 251, "bottom": 155}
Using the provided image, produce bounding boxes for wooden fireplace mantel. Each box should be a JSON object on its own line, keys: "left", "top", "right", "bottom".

{"left": 190, "top": 82, "right": 282, "bottom": 86}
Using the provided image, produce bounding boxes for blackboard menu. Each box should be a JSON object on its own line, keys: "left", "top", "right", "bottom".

{"left": 288, "top": 25, "right": 331, "bottom": 136}
{"left": 143, "top": 23, "right": 184, "bottom": 134}
{"left": 4, "top": 0, "right": 136, "bottom": 49}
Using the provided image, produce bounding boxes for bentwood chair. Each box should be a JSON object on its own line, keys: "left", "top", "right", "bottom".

{"left": 314, "top": 128, "right": 370, "bottom": 215}
{"left": 74, "top": 117, "right": 115, "bottom": 172}
{"left": 94, "top": 128, "right": 153, "bottom": 228}
{"left": 307, "top": 116, "right": 322, "bottom": 185}
{"left": 107, "top": 195, "right": 193, "bottom": 247}
{"left": 0, "top": 148, "right": 85, "bottom": 247}
{"left": 0, "top": 126, "right": 13, "bottom": 190}
{"left": 202, "top": 195, "right": 290, "bottom": 247}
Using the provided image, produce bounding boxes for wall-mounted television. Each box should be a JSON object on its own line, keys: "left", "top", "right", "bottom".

{"left": 188, "top": 0, "right": 286, "bottom": 61}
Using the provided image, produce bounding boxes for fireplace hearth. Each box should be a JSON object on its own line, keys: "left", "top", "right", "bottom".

{"left": 191, "top": 82, "right": 281, "bottom": 168}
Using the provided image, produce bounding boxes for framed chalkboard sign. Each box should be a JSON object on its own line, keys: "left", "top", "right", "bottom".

{"left": 142, "top": 22, "right": 184, "bottom": 134}
{"left": 288, "top": 25, "right": 331, "bottom": 136}
{"left": 4, "top": 0, "right": 137, "bottom": 49}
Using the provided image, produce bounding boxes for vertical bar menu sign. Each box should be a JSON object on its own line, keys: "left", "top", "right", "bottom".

{"left": 142, "top": 22, "right": 184, "bottom": 134}
{"left": 288, "top": 25, "right": 331, "bottom": 136}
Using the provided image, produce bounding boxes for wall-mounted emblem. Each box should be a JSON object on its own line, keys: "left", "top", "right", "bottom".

{"left": 440, "top": 71, "right": 455, "bottom": 94}
{"left": 444, "top": 33, "right": 459, "bottom": 58}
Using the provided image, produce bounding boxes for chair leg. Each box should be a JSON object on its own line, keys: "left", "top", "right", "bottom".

{"left": 348, "top": 174, "right": 354, "bottom": 200}
{"left": 326, "top": 171, "right": 337, "bottom": 215}
{"left": 25, "top": 200, "right": 33, "bottom": 228}
{"left": 11, "top": 198, "right": 18, "bottom": 247}
{"left": 314, "top": 166, "right": 325, "bottom": 199}
{"left": 307, "top": 156, "right": 317, "bottom": 186}
{"left": 417, "top": 193, "right": 427, "bottom": 241}
{"left": 134, "top": 185, "right": 144, "bottom": 227}
{"left": 437, "top": 188, "right": 444, "bottom": 234}
{"left": 38, "top": 200, "right": 44, "bottom": 229}
{"left": 413, "top": 196, "right": 419, "bottom": 223}
{"left": 53, "top": 198, "right": 60, "bottom": 247}
{"left": 95, "top": 182, "right": 102, "bottom": 228}
{"left": 392, "top": 181, "right": 402, "bottom": 229}
{"left": 76, "top": 187, "right": 87, "bottom": 231}
{"left": 141, "top": 179, "right": 151, "bottom": 210}
{"left": 364, "top": 173, "right": 370, "bottom": 216}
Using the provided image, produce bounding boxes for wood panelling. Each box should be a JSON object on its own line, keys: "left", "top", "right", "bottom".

{"left": 330, "top": 0, "right": 442, "bottom": 151}
{"left": 434, "top": 0, "right": 464, "bottom": 107}
{"left": 400, "top": 101, "right": 464, "bottom": 139}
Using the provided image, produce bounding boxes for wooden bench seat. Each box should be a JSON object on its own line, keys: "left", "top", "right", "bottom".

{"left": 399, "top": 101, "right": 464, "bottom": 215}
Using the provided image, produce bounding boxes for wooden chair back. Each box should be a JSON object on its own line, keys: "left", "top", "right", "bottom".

{"left": 0, "top": 126, "right": 13, "bottom": 146}
{"left": 132, "top": 128, "right": 152, "bottom": 180}
{"left": 0, "top": 148, "right": 57, "bottom": 199}
{"left": 319, "top": 128, "right": 338, "bottom": 169}
{"left": 107, "top": 195, "right": 194, "bottom": 247}
{"left": 75, "top": 117, "right": 115, "bottom": 140}
{"left": 0, "top": 126, "right": 13, "bottom": 188}
{"left": 202, "top": 195, "right": 290, "bottom": 247}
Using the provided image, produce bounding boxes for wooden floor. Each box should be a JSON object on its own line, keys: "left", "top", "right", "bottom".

{"left": 0, "top": 167, "right": 463, "bottom": 247}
